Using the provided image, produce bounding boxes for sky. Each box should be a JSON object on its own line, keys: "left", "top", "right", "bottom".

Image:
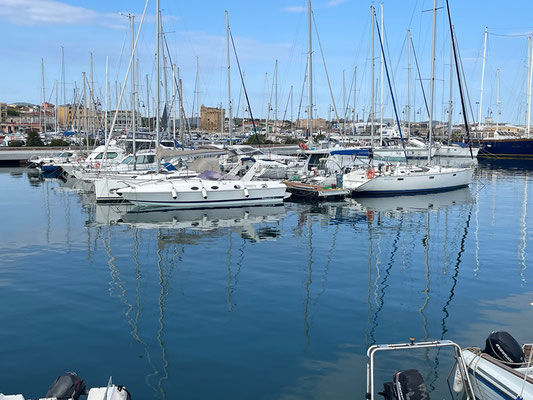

{"left": 1, "top": 0, "right": 533, "bottom": 125}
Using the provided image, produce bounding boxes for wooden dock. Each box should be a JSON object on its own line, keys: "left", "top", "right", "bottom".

{"left": 283, "top": 181, "right": 350, "bottom": 201}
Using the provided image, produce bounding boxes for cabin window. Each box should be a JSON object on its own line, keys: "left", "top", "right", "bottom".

{"left": 191, "top": 186, "right": 199, "bottom": 190}
{"left": 96, "top": 152, "right": 118, "bottom": 160}
{"left": 453, "top": 173, "right": 457, "bottom": 176}
{"left": 397, "top": 178, "right": 404, "bottom": 181}
{"left": 429, "top": 176, "right": 435, "bottom": 179}
{"left": 211, "top": 186, "right": 219, "bottom": 190}
{"left": 234, "top": 185, "right": 241, "bottom": 189}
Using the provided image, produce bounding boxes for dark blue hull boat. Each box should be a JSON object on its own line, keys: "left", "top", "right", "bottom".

{"left": 477, "top": 138, "right": 533, "bottom": 159}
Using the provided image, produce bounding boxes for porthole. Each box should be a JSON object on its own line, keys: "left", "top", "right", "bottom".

{"left": 234, "top": 185, "right": 241, "bottom": 189}
{"left": 211, "top": 186, "right": 219, "bottom": 190}
{"left": 191, "top": 186, "right": 199, "bottom": 190}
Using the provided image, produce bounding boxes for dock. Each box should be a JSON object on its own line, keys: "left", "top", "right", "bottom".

{"left": 0, "top": 147, "right": 79, "bottom": 166}
{"left": 283, "top": 181, "right": 350, "bottom": 200}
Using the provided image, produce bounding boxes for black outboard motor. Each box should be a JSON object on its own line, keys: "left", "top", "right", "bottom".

{"left": 483, "top": 331, "right": 524, "bottom": 368}
{"left": 379, "top": 369, "right": 430, "bottom": 400}
{"left": 45, "top": 372, "right": 86, "bottom": 400}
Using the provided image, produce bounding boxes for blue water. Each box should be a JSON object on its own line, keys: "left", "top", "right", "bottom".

{"left": 0, "top": 159, "right": 531, "bottom": 399}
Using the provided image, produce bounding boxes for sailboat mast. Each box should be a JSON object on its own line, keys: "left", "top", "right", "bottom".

{"left": 90, "top": 52, "right": 94, "bottom": 142}
{"left": 41, "top": 58, "right": 45, "bottom": 134}
{"left": 155, "top": 0, "right": 161, "bottom": 171}
{"left": 130, "top": 15, "right": 137, "bottom": 166}
{"left": 428, "top": 0, "right": 437, "bottom": 163}
{"left": 179, "top": 67, "right": 185, "bottom": 146}
{"left": 242, "top": 71, "right": 246, "bottom": 135}
{"left": 380, "top": 3, "right": 384, "bottom": 145}
{"left": 527, "top": 36, "right": 532, "bottom": 137}
{"left": 195, "top": 56, "right": 199, "bottom": 132}
{"left": 55, "top": 80, "right": 58, "bottom": 133}
{"left": 226, "top": 10, "right": 233, "bottom": 145}
{"left": 447, "top": 35, "right": 453, "bottom": 141}
{"left": 307, "top": 0, "right": 313, "bottom": 138}
{"left": 407, "top": 30, "right": 411, "bottom": 139}
{"left": 496, "top": 69, "right": 500, "bottom": 132}
{"left": 105, "top": 56, "right": 109, "bottom": 144}
{"left": 342, "top": 69, "right": 346, "bottom": 135}
{"left": 353, "top": 66, "right": 357, "bottom": 126}
{"left": 61, "top": 46, "right": 66, "bottom": 107}
{"left": 83, "top": 71, "right": 89, "bottom": 152}
{"left": 265, "top": 72, "right": 269, "bottom": 137}
{"left": 274, "top": 59, "right": 278, "bottom": 129}
{"left": 290, "top": 84, "right": 294, "bottom": 132}
{"left": 370, "top": 6, "right": 375, "bottom": 143}
{"left": 478, "top": 27, "right": 488, "bottom": 130}
{"left": 172, "top": 63, "right": 176, "bottom": 140}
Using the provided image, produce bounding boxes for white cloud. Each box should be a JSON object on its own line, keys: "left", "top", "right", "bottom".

{"left": 326, "top": 0, "right": 347, "bottom": 7}
{"left": 0, "top": 0, "right": 178, "bottom": 29}
{"left": 283, "top": 6, "right": 306, "bottom": 13}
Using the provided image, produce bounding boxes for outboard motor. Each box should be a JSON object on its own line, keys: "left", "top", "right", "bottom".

{"left": 483, "top": 331, "right": 524, "bottom": 368}
{"left": 379, "top": 369, "right": 429, "bottom": 400}
{"left": 45, "top": 372, "right": 86, "bottom": 400}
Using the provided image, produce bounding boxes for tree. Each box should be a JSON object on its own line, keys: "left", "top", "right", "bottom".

{"left": 25, "top": 130, "right": 44, "bottom": 147}
{"left": 50, "top": 138, "right": 69, "bottom": 146}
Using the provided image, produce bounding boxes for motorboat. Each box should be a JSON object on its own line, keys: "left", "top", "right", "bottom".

{"left": 115, "top": 168, "right": 288, "bottom": 209}
{"left": 461, "top": 331, "right": 533, "bottom": 400}
{"left": 59, "top": 145, "right": 126, "bottom": 177}
{"left": 343, "top": 163, "right": 474, "bottom": 196}
{"left": 366, "top": 338, "right": 475, "bottom": 400}
{"left": 0, "top": 372, "right": 130, "bottom": 400}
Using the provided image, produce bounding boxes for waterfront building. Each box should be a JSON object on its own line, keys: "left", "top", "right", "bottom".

{"left": 200, "top": 105, "right": 225, "bottom": 132}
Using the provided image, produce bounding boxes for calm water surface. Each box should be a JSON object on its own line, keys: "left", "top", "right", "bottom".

{"left": 0, "top": 159, "right": 531, "bottom": 399}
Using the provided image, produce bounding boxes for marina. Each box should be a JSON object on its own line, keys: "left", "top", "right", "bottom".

{"left": 1, "top": 0, "right": 533, "bottom": 398}
{"left": 0, "top": 159, "right": 531, "bottom": 399}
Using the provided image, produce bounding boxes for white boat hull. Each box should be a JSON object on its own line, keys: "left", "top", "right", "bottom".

{"left": 462, "top": 349, "right": 533, "bottom": 400}
{"left": 343, "top": 167, "right": 473, "bottom": 195}
{"left": 373, "top": 146, "right": 436, "bottom": 161}
{"left": 116, "top": 178, "right": 288, "bottom": 209}
{"left": 435, "top": 145, "right": 480, "bottom": 158}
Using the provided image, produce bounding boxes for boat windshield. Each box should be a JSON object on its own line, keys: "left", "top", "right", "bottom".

{"left": 120, "top": 155, "right": 134, "bottom": 165}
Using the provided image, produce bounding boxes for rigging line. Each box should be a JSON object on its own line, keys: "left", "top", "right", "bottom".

{"left": 311, "top": 11, "right": 342, "bottom": 137}
{"left": 296, "top": 59, "right": 308, "bottom": 129}
{"left": 375, "top": 11, "right": 408, "bottom": 163}
{"left": 162, "top": 32, "right": 192, "bottom": 141}
{"left": 446, "top": 0, "right": 474, "bottom": 157}
{"left": 229, "top": 29, "right": 261, "bottom": 145}
{"left": 410, "top": 35, "right": 431, "bottom": 118}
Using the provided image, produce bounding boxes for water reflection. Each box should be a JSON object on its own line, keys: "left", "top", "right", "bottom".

{"left": 2, "top": 165, "right": 532, "bottom": 400}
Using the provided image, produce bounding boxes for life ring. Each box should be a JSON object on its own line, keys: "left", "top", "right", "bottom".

{"left": 298, "top": 142, "right": 309, "bottom": 150}
{"left": 366, "top": 168, "right": 375, "bottom": 179}
{"left": 94, "top": 162, "right": 101, "bottom": 169}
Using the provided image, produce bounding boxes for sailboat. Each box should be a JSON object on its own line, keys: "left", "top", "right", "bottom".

{"left": 343, "top": 2, "right": 474, "bottom": 196}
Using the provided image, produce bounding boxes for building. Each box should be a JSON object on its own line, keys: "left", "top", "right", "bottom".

{"left": 296, "top": 118, "right": 327, "bottom": 131}
{"left": 200, "top": 105, "right": 225, "bottom": 132}
{"left": 0, "top": 103, "right": 7, "bottom": 125}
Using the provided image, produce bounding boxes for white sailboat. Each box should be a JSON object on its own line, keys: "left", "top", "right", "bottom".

{"left": 343, "top": 1, "right": 474, "bottom": 196}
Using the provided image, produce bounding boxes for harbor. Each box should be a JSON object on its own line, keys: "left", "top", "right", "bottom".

{"left": 0, "top": 159, "right": 531, "bottom": 398}
{"left": 1, "top": 0, "right": 533, "bottom": 399}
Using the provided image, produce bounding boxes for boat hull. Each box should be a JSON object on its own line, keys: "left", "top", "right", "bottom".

{"left": 344, "top": 167, "right": 473, "bottom": 196}
{"left": 477, "top": 138, "right": 533, "bottom": 159}
{"left": 462, "top": 349, "right": 533, "bottom": 400}
{"left": 116, "top": 179, "right": 288, "bottom": 209}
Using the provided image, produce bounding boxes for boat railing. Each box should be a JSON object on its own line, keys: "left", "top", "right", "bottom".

{"left": 366, "top": 338, "right": 475, "bottom": 400}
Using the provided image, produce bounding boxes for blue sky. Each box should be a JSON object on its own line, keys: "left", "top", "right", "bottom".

{"left": 1, "top": 0, "right": 533, "bottom": 125}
